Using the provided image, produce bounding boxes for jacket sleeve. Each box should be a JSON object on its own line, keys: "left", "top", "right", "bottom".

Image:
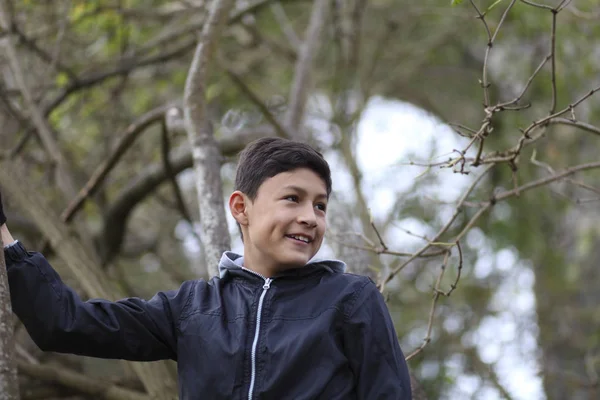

{"left": 5, "top": 241, "right": 194, "bottom": 361}
{"left": 342, "top": 278, "right": 412, "bottom": 400}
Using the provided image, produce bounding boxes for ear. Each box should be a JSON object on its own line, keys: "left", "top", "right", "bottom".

{"left": 229, "top": 191, "right": 249, "bottom": 226}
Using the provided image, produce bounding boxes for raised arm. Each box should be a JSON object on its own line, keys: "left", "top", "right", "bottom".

{"left": 1, "top": 190, "right": 192, "bottom": 361}
{"left": 5, "top": 242, "right": 194, "bottom": 361}
{"left": 342, "top": 279, "right": 413, "bottom": 399}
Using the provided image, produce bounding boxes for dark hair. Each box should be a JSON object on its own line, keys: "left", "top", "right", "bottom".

{"left": 234, "top": 137, "right": 332, "bottom": 200}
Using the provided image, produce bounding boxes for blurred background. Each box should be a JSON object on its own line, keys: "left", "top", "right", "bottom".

{"left": 1, "top": 1, "right": 599, "bottom": 399}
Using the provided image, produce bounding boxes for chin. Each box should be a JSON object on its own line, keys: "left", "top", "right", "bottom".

{"left": 278, "top": 256, "right": 310, "bottom": 269}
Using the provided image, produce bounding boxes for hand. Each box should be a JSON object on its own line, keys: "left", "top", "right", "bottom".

{"left": 0, "top": 190, "right": 6, "bottom": 226}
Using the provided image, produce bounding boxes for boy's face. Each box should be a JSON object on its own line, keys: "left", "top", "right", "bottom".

{"left": 231, "top": 168, "right": 328, "bottom": 276}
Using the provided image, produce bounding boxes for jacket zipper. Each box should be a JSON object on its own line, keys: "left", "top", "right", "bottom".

{"left": 243, "top": 268, "right": 273, "bottom": 400}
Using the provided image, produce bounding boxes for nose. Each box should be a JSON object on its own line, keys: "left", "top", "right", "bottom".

{"left": 297, "top": 203, "right": 317, "bottom": 227}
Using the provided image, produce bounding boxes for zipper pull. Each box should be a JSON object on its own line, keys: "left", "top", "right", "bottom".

{"left": 263, "top": 278, "right": 272, "bottom": 290}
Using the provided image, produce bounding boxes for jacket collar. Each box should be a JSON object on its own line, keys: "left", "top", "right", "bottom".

{"left": 218, "top": 251, "right": 346, "bottom": 279}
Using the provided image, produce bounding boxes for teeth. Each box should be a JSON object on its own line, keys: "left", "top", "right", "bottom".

{"left": 289, "top": 235, "right": 309, "bottom": 243}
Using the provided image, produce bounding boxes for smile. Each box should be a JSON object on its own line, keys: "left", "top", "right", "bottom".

{"left": 286, "top": 234, "right": 311, "bottom": 243}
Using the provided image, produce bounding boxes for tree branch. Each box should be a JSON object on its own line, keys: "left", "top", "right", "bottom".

{"left": 160, "top": 115, "right": 200, "bottom": 245}
{"left": 100, "top": 129, "right": 271, "bottom": 264}
{"left": 17, "top": 360, "right": 147, "bottom": 400}
{"left": 284, "top": 0, "right": 329, "bottom": 138}
{"left": 222, "top": 64, "right": 290, "bottom": 138}
{"left": 0, "top": 2, "right": 79, "bottom": 200}
{"left": 547, "top": 118, "right": 600, "bottom": 137}
{"left": 61, "top": 104, "right": 176, "bottom": 224}
{"left": 183, "top": 0, "right": 236, "bottom": 277}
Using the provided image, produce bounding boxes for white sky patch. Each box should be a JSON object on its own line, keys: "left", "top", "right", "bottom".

{"left": 350, "top": 97, "right": 543, "bottom": 400}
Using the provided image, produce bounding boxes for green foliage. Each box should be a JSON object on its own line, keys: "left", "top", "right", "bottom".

{"left": 4, "top": 1, "right": 600, "bottom": 398}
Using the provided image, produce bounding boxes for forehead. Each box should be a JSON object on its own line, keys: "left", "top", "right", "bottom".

{"left": 257, "top": 168, "right": 328, "bottom": 197}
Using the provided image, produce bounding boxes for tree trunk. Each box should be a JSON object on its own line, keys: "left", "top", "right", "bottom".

{"left": 534, "top": 209, "right": 600, "bottom": 400}
{"left": 184, "top": 0, "right": 235, "bottom": 277}
{"left": 0, "top": 237, "right": 20, "bottom": 400}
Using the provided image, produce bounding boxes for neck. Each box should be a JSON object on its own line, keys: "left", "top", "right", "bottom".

{"left": 242, "top": 258, "right": 275, "bottom": 278}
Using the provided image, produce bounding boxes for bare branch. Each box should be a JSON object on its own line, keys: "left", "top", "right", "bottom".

{"left": 269, "top": 2, "right": 301, "bottom": 50}
{"left": 369, "top": 211, "right": 388, "bottom": 252}
{"left": 495, "top": 160, "right": 600, "bottom": 202}
{"left": 505, "top": 85, "right": 600, "bottom": 163}
{"left": 549, "top": 8, "right": 558, "bottom": 113}
{"left": 452, "top": 160, "right": 600, "bottom": 243}
{"left": 519, "top": 0, "right": 555, "bottom": 11}
{"left": 284, "top": 0, "right": 329, "bottom": 138}
{"left": 0, "top": 2, "right": 79, "bottom": 199}
{"left": 468, "top": 0, "right": 492, "bottom": 43}
{"left": 547, "top": 118, "right": 600, "bottom": 137}
{"left": 498, "top": 53, "right": 551, "bottom": 107}
{"left": 406, "top": 244, "right": 460, "bottom": 361}
{"left": 328, "top": 234, "right": 447, "bottom": 259}
{"left": 100, "top": 128, "right": 272, "bottom": 264}
{"left": 381, "top": 164, "right": 494, "bottom": 287}
{"left": 222, "top": 64, "right": 290, "bottom": 138}
{"left": 160, "top": 116, "right": 200, "bottom": 246}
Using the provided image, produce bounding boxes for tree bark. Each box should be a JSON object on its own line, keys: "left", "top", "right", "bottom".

{"left": 184, "top": 0, "right": 235, "bottom": 277}
{"left": 0, "top": 237, "right": 20, "bottom": 400}
{"left": 284, "top": 0, "right": 330, "bottom": 138}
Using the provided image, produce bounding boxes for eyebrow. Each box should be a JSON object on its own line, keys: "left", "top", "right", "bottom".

{"left": 282, "top": 185, "right": 328, "bottom": 200}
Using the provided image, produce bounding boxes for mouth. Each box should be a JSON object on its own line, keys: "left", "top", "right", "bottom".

{"left": 285, "top": 234, "right": 313, "bottom": 244}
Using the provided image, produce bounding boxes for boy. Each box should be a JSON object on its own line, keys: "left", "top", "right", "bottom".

{"left": 2, "top": 137, "right": 412, "bottom": 399}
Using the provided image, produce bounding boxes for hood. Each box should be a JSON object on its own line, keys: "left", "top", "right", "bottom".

{"left": 218, "top": 251, "right": 347, "bottom": 279}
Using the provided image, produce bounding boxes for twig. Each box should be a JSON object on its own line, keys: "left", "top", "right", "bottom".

{"left": 438, "top": 241, "right": 463, "bottom": 297}
{"left": 369, "top": 210, "right": 388, "bottom": 251}
{"left": 406, "top": 241, "right": 463, "bottom": 360}
{"left": 327, "top": 233, "right": 446, "bottom": 258}
{"left": 381, "top": 164, "right": 494, "bottom": 287}
{"left": 549, "top": 8, "right": 557, "bottom": 114}
{"left": 507, "top": 85, "right": 600, "bottom": 162}
{"left": 498, "top": 54, "right": 551, "bottom": 107}
{"left": 470, "top": 0, "right": 516, "bottom": 107}
{"left": 452, "top": 161, "right": 600, "bottom": 241}
{"left": 519, "top": 0, "right": 554, "bottom": 11}
{"left": 468, "top": 0, "right": 492, "bottom": 43}
{"left": 0, "top": 2, "right": 79, "bottom": 198}
{"left": 531, "top": 150, "right": 600, "bottom": 197}
{"left": 491, "top": 0, "right": 517, "bottom": 44}
{"left": 223, "top": 65, "right": 290, "bottom": 138}
{"left": 547, "top": 118, "right": 600, "bottom": 136}
{"left": 496, "top": 161, "right": 600, "bottom": 202}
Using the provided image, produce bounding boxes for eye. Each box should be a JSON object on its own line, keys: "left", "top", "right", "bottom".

{"left": 285, "top": 195, "right": 299, "bottom": 202}
{"left": 315, "top": 203, "right": 327, "bottom": 212}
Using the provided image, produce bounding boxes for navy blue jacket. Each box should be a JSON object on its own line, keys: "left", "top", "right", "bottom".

{"left": 5, "top": 242, "right": 412, "bottom": 399}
